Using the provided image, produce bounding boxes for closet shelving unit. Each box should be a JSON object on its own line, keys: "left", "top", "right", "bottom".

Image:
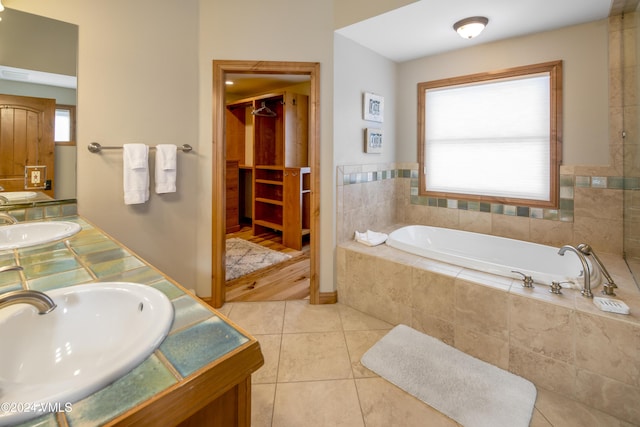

{"left": 225, "top": 90, "right": 310, "bottom": 250}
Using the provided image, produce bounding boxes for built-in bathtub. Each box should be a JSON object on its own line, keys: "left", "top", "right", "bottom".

{"left": 386, "top": 225, "right": 601, "bottom": 290}
{"left": 336, "top": 230, "right": 640, "bottom": 424}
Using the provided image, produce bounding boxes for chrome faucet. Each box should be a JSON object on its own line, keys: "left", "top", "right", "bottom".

{"left": 0, "top": 212, "right": 17, "bottom": 224}
{"left": 0, "top": 266, "right": 56, "bottom": 314}
{"left": 577, "top": 243, "right": 617, "bottom": 296}
{"left": 0, "top": 289, "right": 57, "bottom": 314}
{"left": 558, "top": 245, "right": 592, "bottom": 298}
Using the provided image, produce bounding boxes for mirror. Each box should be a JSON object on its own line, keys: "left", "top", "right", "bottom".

{"left": 0, "top": 7, "right": 78, "bottom": 206}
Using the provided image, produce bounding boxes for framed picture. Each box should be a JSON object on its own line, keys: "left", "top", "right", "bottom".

{"left": 365, "top": 128, "right": 383, "bottom": 153}
{"left": 363, "top": 92, "right": 384, "bottom": 122}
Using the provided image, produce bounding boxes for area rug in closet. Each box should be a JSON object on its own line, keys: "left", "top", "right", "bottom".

{"left": 226, "top": 238, "right": 292, "bottom": 281}
{"left": 361, "top": 324, "right": 537, "bottom": 427}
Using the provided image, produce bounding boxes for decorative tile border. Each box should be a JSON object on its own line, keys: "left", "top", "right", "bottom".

{"left": 340, "top": 166, "right": 627, "bottom": 223}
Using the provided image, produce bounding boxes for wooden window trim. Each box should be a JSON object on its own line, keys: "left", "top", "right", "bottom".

{"left": 417, "top": 60, "right": 562, "bottom": 209}
{"left": 55, "top": 104, "right": 77, "bottom": 146}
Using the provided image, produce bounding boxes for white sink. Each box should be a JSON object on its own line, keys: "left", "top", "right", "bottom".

{"left": 0, "top": 191, "right": 38, "bottom": 202}
{"left": 0, "top": 221, "right": 81, "bottom": 250}
{"left": 0, "top": 282, "right": 174, "bottom": 426}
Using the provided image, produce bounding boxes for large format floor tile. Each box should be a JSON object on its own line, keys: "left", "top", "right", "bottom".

{"left": 222, "top": 300, "right": 633, "bottom": 427}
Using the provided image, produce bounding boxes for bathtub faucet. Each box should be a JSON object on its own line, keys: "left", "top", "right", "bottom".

{"left": 557, "top": 245, "right": 592, "bottom": 298}
{"left": 577, "top": 243, "right": 617, "bottom": 296}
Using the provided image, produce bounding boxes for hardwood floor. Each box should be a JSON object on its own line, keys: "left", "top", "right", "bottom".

{"left": 225, "top": 227, "right": 310, "bottom": 302}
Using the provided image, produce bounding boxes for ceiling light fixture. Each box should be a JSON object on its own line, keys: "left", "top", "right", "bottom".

{"left": 0, "top": 0, "right": 4, "bottom": 12}
{"left": 453, "top": 16, "right": 488, "bottom": 39}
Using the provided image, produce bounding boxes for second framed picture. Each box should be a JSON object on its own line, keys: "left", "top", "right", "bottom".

{"left": 365, "top": 128, "right": 383, "bottom": 154}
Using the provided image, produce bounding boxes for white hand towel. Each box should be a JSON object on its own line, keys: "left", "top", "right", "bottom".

{"left": 123, "top": 144, "right": 149, "bottom": 205}
{"left": 354, "top": 230, "right": 388, "bottom": 246}
{"left": 155, "top": 144, "right": 177, "bottom": 194}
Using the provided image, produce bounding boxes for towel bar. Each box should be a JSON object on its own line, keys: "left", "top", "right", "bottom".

{"left": 88, "top": 142, "right": 193, "bottom": 153}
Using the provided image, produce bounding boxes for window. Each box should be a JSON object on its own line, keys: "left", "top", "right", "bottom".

{"left": 418, "top": 61, "right": 562, "bottom": 209}
{"left": 55, "top": 104, "right": 76, "bottom": 146}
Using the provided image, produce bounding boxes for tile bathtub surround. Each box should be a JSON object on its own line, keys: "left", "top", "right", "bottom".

{"left": 0, "top": 216, "right": 256, "bottom": 427}
{"left": 336, "top": 241, "right": 640, "bottom": 425}
{"left": 337, "top": 162, "right": 625, "bottom": 254}
{"left": 221, "top": 299, "right": 635, "bottom": 427}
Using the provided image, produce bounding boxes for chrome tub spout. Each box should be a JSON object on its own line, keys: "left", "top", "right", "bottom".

{"left": 558, "top": 245, "right": 593, "bottom": 298}
{"left": 577, "top": 243, "right": 617, "bottom": 296}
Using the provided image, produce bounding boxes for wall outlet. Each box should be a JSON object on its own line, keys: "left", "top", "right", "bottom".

{"left": 24, "top": 166, "right": 47, "bottom": 189}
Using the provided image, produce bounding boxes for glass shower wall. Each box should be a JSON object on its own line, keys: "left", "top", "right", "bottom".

{"left": 623, "top": 10, "right": 640, "bottom": 287}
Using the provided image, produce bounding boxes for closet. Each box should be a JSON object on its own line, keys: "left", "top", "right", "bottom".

{"left": 225, "top": 91, "right": 310, "bottom": 250}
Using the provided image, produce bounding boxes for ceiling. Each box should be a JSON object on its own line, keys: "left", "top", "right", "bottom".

{"left": 229, "top": 0, "right": 615, "bottom": 94}
{"left": 336, "top": 0, "right": 614, "bottom": 63}
{"left": 2, "top": 1, "right": 615, "bottom": 91}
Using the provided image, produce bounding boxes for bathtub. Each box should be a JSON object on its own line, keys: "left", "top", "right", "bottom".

{"left": 386, "top": 225, "right": 601, "bottom": 290}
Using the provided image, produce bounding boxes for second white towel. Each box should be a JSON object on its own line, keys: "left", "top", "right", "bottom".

{"left": 123, "top": 144, "right": 149, "bottom": 205}
{"left": 155, "top": 144, "right": 177, "bottom": 194}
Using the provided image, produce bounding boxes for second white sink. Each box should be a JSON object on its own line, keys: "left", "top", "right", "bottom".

{"left": 0, "top": 221, "right": 81, "bottom": 250}
{"left": 0, "top": 191, "right": 38, "bottom": 202}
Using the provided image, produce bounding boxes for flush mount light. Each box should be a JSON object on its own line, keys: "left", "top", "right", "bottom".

{"left": 453, "top": 16, "right": 489, "bottom": 39}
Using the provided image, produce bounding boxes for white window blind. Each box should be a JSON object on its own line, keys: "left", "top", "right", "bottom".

{"left": 424, "top": 73, "right": 551, "bottom": 201}
{"left": 55, "top": 108, "right": 71, "bottom": 142}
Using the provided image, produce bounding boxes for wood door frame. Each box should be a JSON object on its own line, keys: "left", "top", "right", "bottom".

{"left": 211, "top": 60, "right": 320, "bottom": 308}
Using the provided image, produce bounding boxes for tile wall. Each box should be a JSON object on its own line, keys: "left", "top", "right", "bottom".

{"left": 337, "top": 163, "right": 624, "bottom": 255}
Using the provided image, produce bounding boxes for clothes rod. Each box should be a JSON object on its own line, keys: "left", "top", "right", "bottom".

{"left": 88, "top": 142, "right": 193, "bottom": 153}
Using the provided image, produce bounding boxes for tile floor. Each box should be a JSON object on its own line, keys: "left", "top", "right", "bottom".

{"left": 216, "top": 300, "right": 634, "bottom": 427}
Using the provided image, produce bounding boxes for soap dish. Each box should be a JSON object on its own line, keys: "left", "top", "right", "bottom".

{"left": 593, "top": 297, "right": 630, "bottom": 315}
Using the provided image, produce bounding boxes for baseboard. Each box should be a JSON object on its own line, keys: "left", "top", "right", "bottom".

{"left": 318, "top": 290, "right": 338, "bottom": 304}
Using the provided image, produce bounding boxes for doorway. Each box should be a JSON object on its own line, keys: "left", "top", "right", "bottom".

{"left": 211, "top": 60, "right": 320, "bottom": 308}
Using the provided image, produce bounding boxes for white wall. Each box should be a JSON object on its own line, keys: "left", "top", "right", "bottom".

{"left": 79, "top": 1, "right": 200, "bottom": 288}
{"left": 396, "top": 20, "right": 609, "bottom": 166}
{"left": 334, "top": 34, "right": 396, "bottom": 165}
{"left": 198, "top": 0, "right": 336, "bottom": 295}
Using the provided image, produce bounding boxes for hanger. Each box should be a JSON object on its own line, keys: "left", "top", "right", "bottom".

{"left": 251, "top": 101, "right": 277, "bottom": 117}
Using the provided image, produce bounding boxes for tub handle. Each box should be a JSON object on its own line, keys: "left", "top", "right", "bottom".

{"left": 511, "top": 271, "right": 534, "bottom": 288}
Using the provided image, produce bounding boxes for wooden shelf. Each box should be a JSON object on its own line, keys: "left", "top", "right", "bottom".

{"left": 226, "top": 91, "right": 310, "bottom": 250}
{"left": 255, "top": 179, "right": 283, "bottom": 186}
{"left": 255, "top": 197, "right": 283, "bottom": 206}
{"left": 253, "top": 219, "right": 284, "bottom": 231}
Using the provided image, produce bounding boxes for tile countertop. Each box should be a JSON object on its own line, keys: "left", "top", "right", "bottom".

{"left": 0, "top": 215, "right": 264, "bottom": 427}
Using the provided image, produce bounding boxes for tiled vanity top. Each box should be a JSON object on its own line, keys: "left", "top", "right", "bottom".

{"left": 0, "top": 215, "right": 258, "bottom": 427}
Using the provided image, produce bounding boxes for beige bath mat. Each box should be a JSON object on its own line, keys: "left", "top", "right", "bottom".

{"left": 361, "top": 324, "right": 537, "bottom": 427}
